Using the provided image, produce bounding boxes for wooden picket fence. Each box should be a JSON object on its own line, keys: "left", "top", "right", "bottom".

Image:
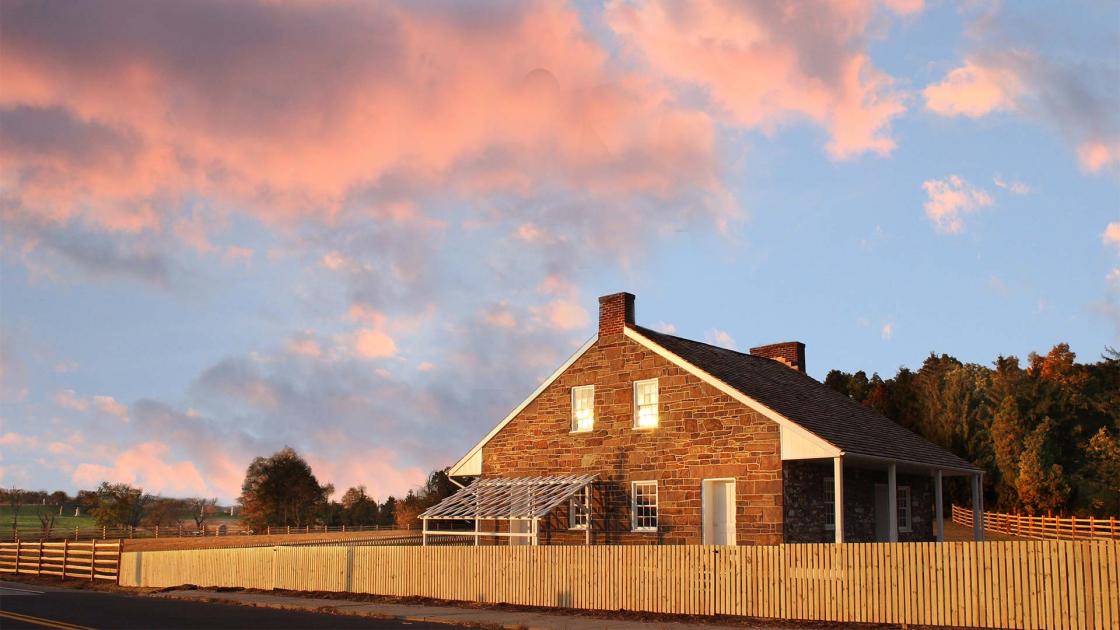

{"left": 954, "top": 504, "right": 1120, "bottom": 541}
{"left": 119, "top": 540, "right": 1119, "bottom": 630}
{"left": 0, "top": 540, "right": 121, "bottom": 580}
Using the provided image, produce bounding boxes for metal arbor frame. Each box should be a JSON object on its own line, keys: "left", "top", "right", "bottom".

{"left": 419, "top": 474, "right": 597, "bottom": 546}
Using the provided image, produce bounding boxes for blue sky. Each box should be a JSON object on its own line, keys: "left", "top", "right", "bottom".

{"left": 1, "top": 0, "right": 1117, "bottom": 502}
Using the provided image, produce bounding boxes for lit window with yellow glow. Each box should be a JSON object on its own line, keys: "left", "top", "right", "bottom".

{"left": 571, "top": 385, "right": 594, "bottom": 432}
{"left": 633, "top": 378, "right": 658, "bottom": 428}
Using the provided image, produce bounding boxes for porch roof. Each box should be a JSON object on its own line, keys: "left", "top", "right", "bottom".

{"left": 419, "top": 474, "right": 596, "bottom": 520}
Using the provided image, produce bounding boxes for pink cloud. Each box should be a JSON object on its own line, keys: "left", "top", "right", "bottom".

{"left": 72, "top": 441, "right": 209, "bottom": 496}
{"left": 93, "top": 395, "right": 129, "bottom": 421}
{"left": 308, "top": 449, "right": 428, "bottom": 501}
{"left": 924, "top": 60, "right": 1022, "bottom": 118}
{"left": 537, "top": 299, "right": 590, "bottom": 331}
{"left": 351, "top": 328, "right": 397, "bottom": 359}
{"left": 921, "top": 175, "right": 994, "bottom": 234}
{"left": 1078, "top": 140, "right": 1120, "bottom": 174}
{"left": 0, "top": 432, "right": 38, "bottom": 447}
{"left": 704, "top": 328, "right": 737, "bottom": 350}
{"left": 0, "top": 0, "right": 726, "bottom": 249}
{"left": 1104, "top": 223, "right": 1120, "bottom": 251}
{"left": 605, "top": 1, "right": 908, "bottom": 159}
{"left": 54, "top": 388, "right": 89, "bottom": 412}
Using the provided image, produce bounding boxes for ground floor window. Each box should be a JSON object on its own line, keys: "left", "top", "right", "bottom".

{"left": 569, "top": 486, "right": 590, "bottom": 530}
{"left": 631, "top": 481, "right": 658, "bottom": 531}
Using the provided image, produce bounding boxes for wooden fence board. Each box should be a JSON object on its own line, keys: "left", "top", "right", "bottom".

{"left": 115, "top": 541, "right": 1119, "bottom": 629}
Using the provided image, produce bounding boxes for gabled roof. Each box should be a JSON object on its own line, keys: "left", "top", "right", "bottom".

{"left": 630, "top": 325, "right": 980, "bottom": 472}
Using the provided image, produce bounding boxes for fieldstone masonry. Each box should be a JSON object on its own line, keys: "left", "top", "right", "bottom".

{"left": 783, "top": 460, "right": 934, "bottom": 543}
{"left": 481, "top": 319, "right": 784, "bottom": 545}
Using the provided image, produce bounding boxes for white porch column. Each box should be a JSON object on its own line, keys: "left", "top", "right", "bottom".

{"left": 421, "top": 517, "right": 429, "bottom": 546}
{"left": 887, "top": 463, "right": 898, "bottom": 543}
{"left": 833, "top": 456, "right": 844, "bottom": 543}
{"left": 934, "top": 469, "right": 944, "bottom": 542}
{"left": 971, "top": 473, "right": 984, "bottom": 541}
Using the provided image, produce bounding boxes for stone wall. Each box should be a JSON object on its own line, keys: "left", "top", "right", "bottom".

{"left": 480, "top": 329, "right": 784, "bottom": 545}
{"left": 783, "top": 460, "right": 935, "bottom": 543}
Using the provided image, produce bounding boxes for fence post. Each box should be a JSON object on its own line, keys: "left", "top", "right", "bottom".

{"left": 15, "top": 539, "right": 20, "bottom": 575}
{"left": 1111, "top": 517, "right": 1117, "bottom": 540}
{"left": 36, "top": 540, "right": 42, "bottom": 575}
{"left": 267, "top": 526, "right": 271, "bottom": 536}
{"left": 155, "top": 525, "right": 159, "bottom": 539}
{"left": 287, "top": 525, "right": 290, "bottom": 535}
{"left": 102, "top": 526, "right": 106, "bottom": 539}
{"left": 62, "top": 539, "right": 69, "bottom": 579}
{"left": 90, "top": 539, "right": 96, "bottom": 581}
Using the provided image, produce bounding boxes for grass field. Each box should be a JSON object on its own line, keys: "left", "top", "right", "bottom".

{"left": 0, "top": 505, "right": 97, "bottom": 530}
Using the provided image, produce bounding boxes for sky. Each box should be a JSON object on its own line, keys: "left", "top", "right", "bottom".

{"left": 1, "top": 0, "right": 1117, "bottom": 504}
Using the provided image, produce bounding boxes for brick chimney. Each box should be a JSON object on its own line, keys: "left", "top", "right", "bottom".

{"left": 750, "top": 341, "right": 806, "bottom": 373}
{"left": 598, "top": 292, "right": 635, "bottom": 336}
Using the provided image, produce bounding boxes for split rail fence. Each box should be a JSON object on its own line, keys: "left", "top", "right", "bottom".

{"left": 120, "top": 540, "right": 1118, "bottom": 630}
{"left": 0, "top": 540, "right": 120, "bottom": 580}
{"left": 953, "top": 504, "right": 1120, "bottom": 541}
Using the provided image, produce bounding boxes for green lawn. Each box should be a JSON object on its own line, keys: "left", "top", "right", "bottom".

{"left": 0, "top": 505, "right": 97, "bottom": 530}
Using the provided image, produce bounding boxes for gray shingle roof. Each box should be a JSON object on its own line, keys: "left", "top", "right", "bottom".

{"left": 632, "top": 325, "right": 980, "bottom": 472}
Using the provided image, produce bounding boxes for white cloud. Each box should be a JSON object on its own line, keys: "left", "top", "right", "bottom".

{"left": 993, "top": 177, "right": 1031, "bottom": 195}
{"left": 704, "top": 328, "right": 737, "bottom": 350}
{"left": 921, "top": 175, "right": 994, "bottom": 234}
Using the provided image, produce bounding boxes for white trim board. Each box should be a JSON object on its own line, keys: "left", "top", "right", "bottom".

{"left": 623, "top": 327, "right": 840, "bottom": 460}
{"left": 447, "top": 335, "right": 598, "bottom": 477}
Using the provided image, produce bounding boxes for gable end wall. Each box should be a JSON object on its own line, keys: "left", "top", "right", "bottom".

{"left": 481, "top": 331, "right": 783, "bottom": 545}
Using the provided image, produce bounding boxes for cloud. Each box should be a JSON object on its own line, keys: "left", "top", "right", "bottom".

{"left": 652, "top": 321, "right": 676, "bottom": 334}
{"left": 704, "top": 328, "right": 737, "bottom": 350}
{"left": 0, "top": 433, "right": 38, "bottom": 447}
{"left": 72, "top": 441, "right": 208, "bottom": 496}
{"left": 605, "top": 0, "right": 909, "bottom": 159}
{"left": 54, "top": 389, "right": 89, "bottom": 412}
{"left": 536, "top": 300, "right": 590, "bottom": 331}
{"left": 923, "top": 60, "right": 1022, "bottom": 118}
{"left": 921, "top": 175, "right": 994, "bottom": 234}
{"left": 993, "top": 177, "right": 1031, "bottom": 195}
{"left": 923, "top": 8, "right": 1119, "bottom": 174}
{"left": 1, "top": 0, "right": 732, "bottom": 285}
{"left": 1105, "top": 223, "right": 1120, "bottom": 251}
{"left": 881, "top": 322, "right": 894, "bottom": 341}
{"left": 93, "top": 395, "right": 129, "bottom": 421}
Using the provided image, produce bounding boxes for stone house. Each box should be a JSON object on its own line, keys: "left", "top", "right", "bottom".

{"left": 421, "top": 293, "right": 984, "bottom": 545}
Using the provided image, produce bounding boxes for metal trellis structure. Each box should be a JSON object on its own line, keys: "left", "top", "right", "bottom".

{"left": 419, "top": 474, "right": 597, "bottom": 546}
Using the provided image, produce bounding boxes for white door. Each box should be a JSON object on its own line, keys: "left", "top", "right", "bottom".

{"left": 702, "top": 479, "right": 736, "bottom": 545}
{"left": 509, "top": 519, "right": 531, "bottom": 545}
{"left": 874, "top": 484, "right": 889, "bottom": 542}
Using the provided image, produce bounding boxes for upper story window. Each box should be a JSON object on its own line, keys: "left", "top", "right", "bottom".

{"left": 571, "top": 385, "right": 594, "bottom": 432}
{"left": 569, "top": 486, "right": 590, "bottom": 530}
{"left": 633, "top": 378, "right": 659, "bottom": 429}
{"left": 898, "top": 486, "right": 912, "bottom": 532}
{"left": 631, "top": 481, "right": 658, "bottom": 531}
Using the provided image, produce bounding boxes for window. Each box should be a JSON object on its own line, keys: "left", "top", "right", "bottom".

{"left": 569, "top": 486, "right": 590, "bottom": 530}
{"left": 631, "top": 481, "right": 658, "bottom": 531}
{"left": 633, "top": 379, "right": 659, "bottom": 428}
{"left": 571, "top": 385, "right": 594, "bottom": 432}
{"left": 898, "top": 486, "right": 911, "bottom": 532}
{"left": 823, "top": 477, "right": 835, "bottom": 530}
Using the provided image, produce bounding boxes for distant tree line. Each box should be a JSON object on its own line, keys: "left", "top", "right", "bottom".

{"left": 236, "top": 446, "right": 456, "bottom": 531}
{"left": 824, "top": 344, "right": 1119, "bottom": 516}
{"left": 2, "top": 484, "right": 221, "bottom": 532}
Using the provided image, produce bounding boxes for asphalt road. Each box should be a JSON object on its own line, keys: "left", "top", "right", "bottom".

{"left": 0, "top": 582, "right": 448, "bottom": 629}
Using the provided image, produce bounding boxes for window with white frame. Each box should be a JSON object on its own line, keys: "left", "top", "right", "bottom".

{"left": 631, "top": 481, "right": 658, "bottom": 531}
{"left": 633, "top": 379, "right": 659, "bottom": 428}
{"left": 569, "top": 486, "right": 590, "bottom": 530}
{"left": 571, "top": 385, "right": 594, "bottom": 432}
{"left": 823, "top": 477, "right": 835, "bottom": 530}
{"left": 898, "top": 486, "right": 911, "bottom": 532}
